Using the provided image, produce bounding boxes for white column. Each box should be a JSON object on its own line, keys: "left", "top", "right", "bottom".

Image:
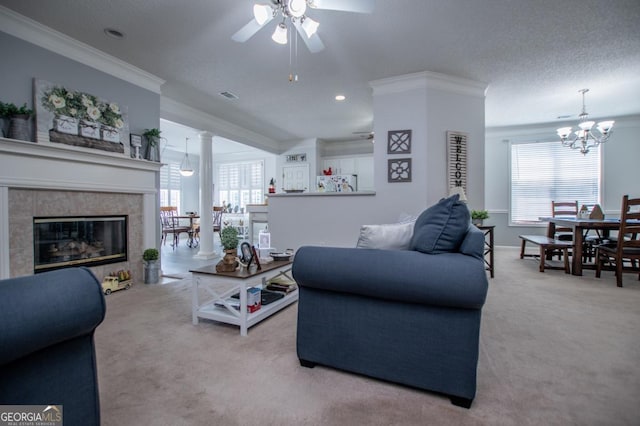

{"left": 195, "top": 131, "right": 217, "bottom": 259}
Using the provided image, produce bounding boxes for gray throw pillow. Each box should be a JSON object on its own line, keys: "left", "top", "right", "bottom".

{"left": 356, "top": 221, "right": 415, "bottom": 250}
{"left": 409, "top": 194, "right": 471, "bottom": 254}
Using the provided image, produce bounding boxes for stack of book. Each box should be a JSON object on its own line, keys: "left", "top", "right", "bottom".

{"left": 265, "top": 274, "right": 297, "bottom": 294}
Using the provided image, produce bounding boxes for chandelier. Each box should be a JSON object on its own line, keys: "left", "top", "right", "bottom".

{"left": 556, "top": 89, "right": 614, "bottom": 155}
{"left": 254, "top": 0, "right": 320, "bottom": 46}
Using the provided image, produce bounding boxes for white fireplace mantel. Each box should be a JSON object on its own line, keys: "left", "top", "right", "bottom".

{"left": 0, "top": 137, "right": 162, "bottom": 278}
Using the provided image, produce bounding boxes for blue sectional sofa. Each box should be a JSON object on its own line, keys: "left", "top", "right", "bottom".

{"left": 292, "top": 194, "right": 489, "bottom": 408}
{"left": 0, "top": 267, "right": 106, "bottom": 425}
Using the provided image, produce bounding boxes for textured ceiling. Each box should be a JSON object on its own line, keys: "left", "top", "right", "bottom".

{"left": 1, "top": 0, "right": 639, "bottom": 149}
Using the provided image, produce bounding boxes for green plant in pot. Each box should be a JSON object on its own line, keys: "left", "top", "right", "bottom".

{"left": 0, "top": 101, "right": 34, "bottom": 140}
{"left": 216, "top": 226, "right": 239, "bottom": 272}
{"left": 142, "top": 248, "right": 160, "bottom": 284}
{"left": 143, "top": 128, "right": 162, "bottom": 162}
{"left": 471, "top": 210, "right": 489, "bottom": 226}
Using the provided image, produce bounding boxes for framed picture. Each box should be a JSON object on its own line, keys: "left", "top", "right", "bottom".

{"left": 240, "top": 242, "right": 253, "bottom": 266}
{"left": 251, "top": 245, "right": 262, "bottom": 270}
{"left": 259, "top": 230, "right": 271, "bottom": 250}
{"left": 34, "top": 78, "right": 130, "bottom": 156}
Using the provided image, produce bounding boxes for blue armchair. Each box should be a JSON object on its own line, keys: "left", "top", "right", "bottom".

{"left": 293, "top": 195, "right": 489, "bottom": 408}
{"left": 0, "top": 267, "right": 106, "bottom": 425}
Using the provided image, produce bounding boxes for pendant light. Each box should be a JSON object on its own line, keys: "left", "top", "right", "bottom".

{"left": 179, "top": 137, "right": 194, "bottom": 177}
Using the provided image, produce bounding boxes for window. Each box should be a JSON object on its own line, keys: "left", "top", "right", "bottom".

{"left": 510, "top": 141, "right": 601, "bottom": 224}
{"left": 160, "top": 162, "right": 182, "bottom": 212}
{"left": 218, "top": 161, "right": 264, "bottom": 210}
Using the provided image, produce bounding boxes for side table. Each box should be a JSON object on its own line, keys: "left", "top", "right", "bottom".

{"left": 477, "top": 225, "right": 495, "bottom": 278}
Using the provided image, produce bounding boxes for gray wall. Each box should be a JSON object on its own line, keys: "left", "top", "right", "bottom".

{"left": 269, "top": 73, "right": 486, "bottom": 250}
{"left": 485, "top": 115, "right": 640, "bottom": 246}
{"left": 0, "top": 32, "right": 160, "bottom": 136}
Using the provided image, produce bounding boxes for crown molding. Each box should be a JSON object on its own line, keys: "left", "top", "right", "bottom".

{"left": 160, "top": 97, "right": 281, "bottom": 153}
{"left": 0, "top": 6, "right": 165, "bottom": 94}
{"left": 370, "top": 71, "right": 486, "bottom": 98}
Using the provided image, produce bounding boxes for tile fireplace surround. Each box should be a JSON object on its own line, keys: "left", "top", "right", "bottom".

{"left": 0, "top": 137, "right": 162, "bottom": 280}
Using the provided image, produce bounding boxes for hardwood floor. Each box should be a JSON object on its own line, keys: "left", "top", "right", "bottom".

{"left": 160, "top": 234, "right": 223, "bottom": 277}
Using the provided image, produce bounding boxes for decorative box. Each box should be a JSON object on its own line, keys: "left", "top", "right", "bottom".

{"left": 101, "top": 125, "right": 120, "bottom": 143}
{"left": 79, "top": 120, "right": 100, "bottom": 139}
{"left": 54, "top": 115, "right": 78, "bottom": 135}
{"left": 247, "top": 287, "right": 261, "bottom": 313}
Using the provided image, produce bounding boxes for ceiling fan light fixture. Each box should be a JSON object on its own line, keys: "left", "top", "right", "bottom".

{"left": 272, "top": 22, "right": 288, "bottom": 44}
{"left": 253, "top": 4, "right": 273, "bottom": 25}
{"left": 301, "top": 16, "right": 319, "bottom": 38}
{"left": 287, "top": 0, "right": 307, "bottom": 18}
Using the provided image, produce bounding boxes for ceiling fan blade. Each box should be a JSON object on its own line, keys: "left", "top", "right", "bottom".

{"left": 309, "top": 0, "right": 374, "bottom": 14}
{"left": 294, "top": 21, "right": 325, "bottom": 53}
{"left": 231, "top": 17, "right": 272, "bottom": 42}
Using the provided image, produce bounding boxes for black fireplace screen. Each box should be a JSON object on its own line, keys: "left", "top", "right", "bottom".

{"left": 33, "top": 215, "right": 127, "bottom": 273}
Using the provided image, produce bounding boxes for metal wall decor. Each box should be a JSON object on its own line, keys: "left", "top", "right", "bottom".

{"left": 388, "top": 158, "right": 412, "bottom": 183}
{"left": 387, "top": 130, "right": 412, "bottom": 154}
{"left": 446, "top": 131, "right": 468, "bottom": 194}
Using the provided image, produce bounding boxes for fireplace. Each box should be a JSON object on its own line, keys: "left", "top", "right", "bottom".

{"left": 1, "top": 137, "right": 160, "bottom": 279}
{"left": 33, "top": 215, "right": 128, "bottom": 273}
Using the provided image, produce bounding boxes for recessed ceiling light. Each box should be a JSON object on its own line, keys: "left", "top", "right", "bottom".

{"left": 104, "top": 28, "right": 125, "bottom": 39}
{"left": 335, "top": 95, "right": 346, "bottom": 101}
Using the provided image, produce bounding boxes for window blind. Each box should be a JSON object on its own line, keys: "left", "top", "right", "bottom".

{"left": 510, "top": 141, "right": 601, "bottom": 224}
{"left": 160, "top": 162, "right": 182, "bottom": 210}
{"left": 218, "top": 160, "right": 264, "bottom": 209}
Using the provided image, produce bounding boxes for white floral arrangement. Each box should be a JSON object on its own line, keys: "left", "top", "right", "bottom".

{"left": 41, "top": 86, "right": 124, "bottom": 129}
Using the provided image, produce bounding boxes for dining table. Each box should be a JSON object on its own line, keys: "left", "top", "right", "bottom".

{"left": 542, "top": 216, "right": 622, "bottom": 276}
{"left": 176, "top": 214, "right": 200, "bottom": 248}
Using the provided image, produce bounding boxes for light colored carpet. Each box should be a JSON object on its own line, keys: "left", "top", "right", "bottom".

{"left": 95, "top": 247, "right": 640, "bottom": 425}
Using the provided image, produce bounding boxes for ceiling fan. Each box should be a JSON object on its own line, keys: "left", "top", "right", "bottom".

{"left": 232, "top": 0, "right": 375, "bottom": 53}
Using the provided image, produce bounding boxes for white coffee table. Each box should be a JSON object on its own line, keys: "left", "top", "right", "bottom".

{"left": 190, "top": 260, "right": 297, "bottom": 336}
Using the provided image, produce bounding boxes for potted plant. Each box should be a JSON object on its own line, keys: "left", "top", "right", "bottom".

{"left": 216, "top": 226, "right": 239, "bottom": 272}
{"left": 0, "top": 101, "right": 34, "bottom": 141}
{"left": 143, "top": 128, "right": 162, "bottom": 162}
{"left": 142, "top": 248, "right": 160, "bottom": 284}
{"left": 471, "top": 210, "right": 489, "bottom": 226}
{"left": 0, "top": 101, "right": 8, "bottom": 137}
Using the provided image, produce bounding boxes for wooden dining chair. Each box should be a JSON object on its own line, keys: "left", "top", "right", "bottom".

{"left": 580, "top": 203, "right": 604, "bottom": 263}
{"left": 549, "top": 201, "right": 578, "bottom": 261}
{"left": 551, "top": 201, "right": 578, "bottom": 240}
{"left": 160, "top": 206, "right": 191, "bottom": 249}
{"left": 213, "top": 206, "right": 224, "bottom": 239}
{"left": 595, "top": 195, "right": 640, "bottom": 287}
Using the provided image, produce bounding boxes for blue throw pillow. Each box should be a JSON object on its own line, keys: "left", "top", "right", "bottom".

{"left": 409, "top": 194, "right": 471, "bottom": 254}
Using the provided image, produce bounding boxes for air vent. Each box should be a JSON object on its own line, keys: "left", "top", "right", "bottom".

{"left": 219, "top": 91, "right": 239, "bottom": 100}
{"left": 104, "top": 28, "right": 125, "bottom": 39}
